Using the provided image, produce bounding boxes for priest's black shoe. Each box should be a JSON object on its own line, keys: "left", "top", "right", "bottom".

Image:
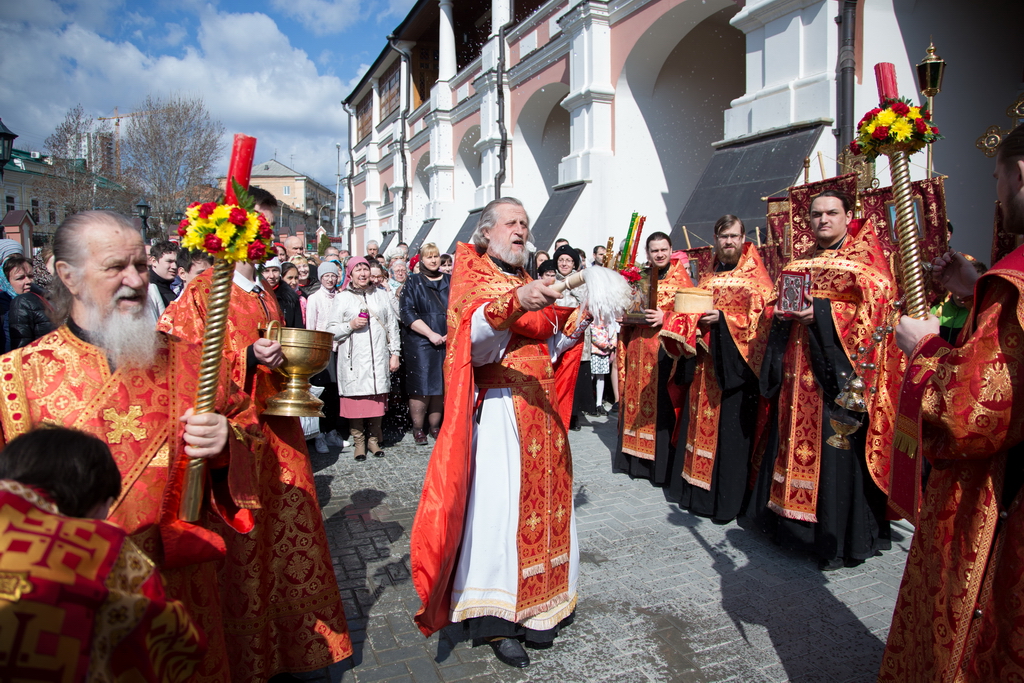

{"left": 489, "top": 638, "right": 529, "bottom": 668}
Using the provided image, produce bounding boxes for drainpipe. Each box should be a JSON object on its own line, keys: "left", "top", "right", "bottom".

{"left": 836, "top": 0, "right": 858, "bottom": 157}
{"left": 494, "top": 3, "right": 516, "bottom": 199}
{"left": 388, "top": 34, "right": 412, "bottom": 244}
{"left": 342, "top": 102, "right": 358, "bottom": 252}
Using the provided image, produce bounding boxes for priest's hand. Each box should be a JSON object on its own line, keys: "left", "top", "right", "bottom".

{"left": 644, "top": 309, "right": 665, "bottom": 327}
{"left": 253, "top": 338, "right": 285, "bottom": 368}
{"left": 896, "top": 314, "right": 940, "bottom": 356}
{"left": 932, "top": 250, "right": 978, "bottom": 301}
{"left": 699, "top": 310, "right": 720, "bottom": 326}
{"left": 517, "top": 281, "right": 560, "bottom": 311}
{"left": 180, "top": 408, "right": 229, "bottom": 458}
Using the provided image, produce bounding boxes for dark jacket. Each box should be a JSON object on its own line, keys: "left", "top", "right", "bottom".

{"left": 9, "top": 286, "right": 55, "bottom": 349}
{"left": 399, "top": 272, "right": 450, "bottom": 396}
{"left": 273, "top": 283, "right": 304, "bottom": 328}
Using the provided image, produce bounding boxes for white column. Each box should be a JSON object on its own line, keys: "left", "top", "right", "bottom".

{"left": 363, "top": 78, "right": 382, "bottom": 240}
{"left": 559, "top": 0, "right": 615, "bottom": 184}
{"left": 439, "top": 0, "right": 456, "bottom": 82}
{"left": 491, "top": 0, "right": 511, "bottom": 37}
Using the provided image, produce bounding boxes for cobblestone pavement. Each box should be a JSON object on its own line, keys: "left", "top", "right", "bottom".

{"left": 304, "top": 413, "right": 912, "bottom": 683}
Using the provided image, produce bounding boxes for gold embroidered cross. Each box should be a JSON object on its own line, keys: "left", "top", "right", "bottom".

{"left": 527, "top": 439, "right": 542, "bottom": 459}
{"left": 553, "top": 506, "right": 566, "bottom": 523}
{"left": 911, "top": 347, "right": 951, "bottom": 384}
{"left": 104, "top": 406, "right": 147, "bottom": 444}
{"left": 524, "top": 512, "right": 542, "bottom": 531}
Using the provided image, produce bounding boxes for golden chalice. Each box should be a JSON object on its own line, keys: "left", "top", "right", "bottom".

{"left": 260, "top": 320, "right": 334, "bottom": 417}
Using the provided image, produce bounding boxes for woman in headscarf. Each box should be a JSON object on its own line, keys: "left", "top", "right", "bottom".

{"left": 325, "top": 257, "right": 401, "bottom": 461}
{"left": 306, "top": 261, "right": 346, "bottom": 453}
{"left": 0, "top": 239, "right": 26, "bottom": 353}
{"left": 552, "top": 243, "right": 595, "bottom": 429}
{"left": 399, "top": 243, "right": 450, "bottom": 445}
{"left": 7, "top": 254, "right": 53, "bottom": 349}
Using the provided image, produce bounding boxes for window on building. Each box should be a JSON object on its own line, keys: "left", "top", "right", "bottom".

{"left": 380, "top": 60, "right": 401, "bottom": 120}
{"left": 48, "top": 204, "right": 56, "bottom": 224}
{"left": 30, "top": 199, "right": 39, "bottom": 223}
{"left": 381, "top": 185, "right": 391, "bottom": 205}
{"left": 356, "top": 94, "right": 373, "bottom": 142}
{"left": 5, "top": 196, "right": 14, "bottom": 214}
{"left": 282, "top": 186, "right": 291, "bottom": 196}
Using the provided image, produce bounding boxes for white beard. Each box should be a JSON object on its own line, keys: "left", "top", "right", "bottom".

{"left": 82, "top": 286, "right": 160, "bottom": 368}
{"left": 489, "top": 235, "right": 528, "bottom": 268}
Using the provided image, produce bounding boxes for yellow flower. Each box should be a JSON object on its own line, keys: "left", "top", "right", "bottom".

{"left": 864, "top": 122, "right": 877, "bottom": 136}
{"left": 907, "top": 107, "right": 921, "bottom": 120}
{"left": 891, "top": 118, "right": 913, "bottom": 142}
{"left": 181, "top": 231, "right": 203, "bottom": 250}
{"left": 876, "top": 109, "right": 897, "bottom": 126}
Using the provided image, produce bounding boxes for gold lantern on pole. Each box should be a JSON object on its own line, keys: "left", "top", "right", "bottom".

{"left": 916, "top": 43, "right": 947, "bottom": 177}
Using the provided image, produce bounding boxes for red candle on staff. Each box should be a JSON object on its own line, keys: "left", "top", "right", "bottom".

{"left": 874, "top": 63, "right": 899, "bottom": 102}
{"left": 224, "top": 134, "right": 257, "bottom": 204}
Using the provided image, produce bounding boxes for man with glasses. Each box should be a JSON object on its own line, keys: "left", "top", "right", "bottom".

{"left": 674, "top": 215, "right": 774, "bottom": 523}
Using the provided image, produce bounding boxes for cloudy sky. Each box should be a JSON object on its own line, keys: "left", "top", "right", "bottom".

{"left": 0, "top": 0, "right": 415, "bottom": 189}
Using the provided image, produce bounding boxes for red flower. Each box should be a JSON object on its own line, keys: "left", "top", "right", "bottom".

{"left": 921, "top": 109, "right": 930, "bottom": 120}
{"left": 188, "top": 201, "right": 201, "bottom": 209}
{"left": 203, "top": 234, "right": 223, "bottom": 253}
{"left": 258, "top": 223, "right": 273, "bottom": 240}
{"left": 930, "top": 126, "right": 940, "bottom": 135}
{"left": 228, "top": 207, "right": 249, "bottom": 226}
{"left": 915, "top": 118, "right": 928, "bottom": 134}
{"left": 872, "top": 126, "right": 890, "bottom": 140}
{"left": 891, "top": 101, "right": 910, "bottom": 116}
{"left": 177, "top": 224, "right": 187, "bottom": 237}
{"left": 247, "top": 241, "right": 267, "bottom": 262}
{"left": 198, "top": 202, "right": 217, "bottom": 219}
{"left": 849, "top": 141, "right": 862, "bottom": 156}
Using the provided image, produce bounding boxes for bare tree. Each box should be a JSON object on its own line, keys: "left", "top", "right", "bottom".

{"left": 121, "top": 94, "right": 226, "bottom": 235}
{"left": 37, "top": 105, "right": 139, "bottom": 222}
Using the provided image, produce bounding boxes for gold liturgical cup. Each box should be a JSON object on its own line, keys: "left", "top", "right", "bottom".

{"left": 261, "top": 320, "right": 334, "bottom": 417}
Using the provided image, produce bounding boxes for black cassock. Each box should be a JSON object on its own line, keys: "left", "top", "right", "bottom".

{"left": 671, "top": 313, "right": 761, "bottom": 523}
{"left": 754, "top": 299, "right": 890, "bottom": 565}
{"left": 399, "top": 272, "right": 450, "bottom": 396}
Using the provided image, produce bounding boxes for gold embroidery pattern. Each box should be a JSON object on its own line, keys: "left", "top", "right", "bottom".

{"left": 0, "top": 570, "right": 32, "bottom": 601}
{"left": 103, "top": 405, "right": 148, "bottom": 444}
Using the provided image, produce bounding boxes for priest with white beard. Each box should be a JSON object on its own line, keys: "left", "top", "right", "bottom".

{"left": 411, "top": 198, "right": 590, "bottom": 669}
{"left": 0, "top": 210, "right": 265, "bottom": 681}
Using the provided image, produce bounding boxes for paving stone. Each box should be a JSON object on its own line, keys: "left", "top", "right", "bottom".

{"left": 309, "top": 417, "right": 911, "bottom": 682}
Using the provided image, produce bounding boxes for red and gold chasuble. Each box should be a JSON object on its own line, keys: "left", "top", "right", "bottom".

{"left": 411, "top": 243, "right": 584, "bottom": 636}
{"left": 0, "top": 480, "right": 205, "bottom": 682}
{"left": 160, "top": 270, "right": 352, "bottom": 677}
{"left": 682, "top": 243, "right": 774, "bottom": 489}
{"left": 0, "top": 327, "right": 261, "bottom": 683}
{"left": 768, "top": 220, "right": 903, "bottom": 522}
{"left": 880, "top": 248, "right": 1024, "bottom": 683}
{"left": 616, "top": 261, "right": 699, "bottom": 460}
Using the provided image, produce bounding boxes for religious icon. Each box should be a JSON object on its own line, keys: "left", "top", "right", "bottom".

{"left": 778, "top": 271, "right": 811, "bottom": 313}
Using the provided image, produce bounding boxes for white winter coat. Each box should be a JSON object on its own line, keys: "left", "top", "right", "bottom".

{"left": 325, "top": 286, "right": 401, "bottom": 397}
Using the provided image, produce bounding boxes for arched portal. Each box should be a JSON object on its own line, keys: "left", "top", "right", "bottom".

{"left": 513, "top": 81, "right": 570, "bottom": 219}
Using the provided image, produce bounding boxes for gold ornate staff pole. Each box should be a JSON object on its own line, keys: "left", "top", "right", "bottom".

{"left": 886, "top": 148, "right": 928, "bottom": 318}
{"left": 179, "top": 258, "right": 235, "bottom": 520}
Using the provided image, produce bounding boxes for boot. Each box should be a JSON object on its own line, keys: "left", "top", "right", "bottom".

{"left": 368, "top": 416, "right": 385, "bottom": 457}
{"left": 350, "top": 418, "right": 366, "bottom": 461}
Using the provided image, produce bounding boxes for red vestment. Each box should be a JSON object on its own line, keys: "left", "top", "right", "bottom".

{"left": 0, "top": 479, "right": 205, "bottom": 682}
{"left": 0, "top": 326, "right": 261, "bottom": 682}
{"left": 879, "top": 246, "right": 1024, "bottom": 683}
{"left": 410, "top": 243, "right": 584, "bottom": 636}
{"left": 682, "top": 243, "right": 774, "bottom": 490}
{"left": 616, "top": 262, "right": 698, "bottom": 460}
{"left": 768, "top": 221, "right": 902, "bottom": 521}
{"left": 160, "top": 271, "right": 352, "bottom": 678}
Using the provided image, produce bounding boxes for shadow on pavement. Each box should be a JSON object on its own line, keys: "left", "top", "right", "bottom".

{"left": 667, "top": 507, "right": 885, "bottom": 682}
{"left": 323, "top": 489, "right": 409, "bottom": 678}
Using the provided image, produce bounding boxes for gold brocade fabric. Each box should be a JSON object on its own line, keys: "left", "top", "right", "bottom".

{"left": 683, "top": 244, "right": 774, "bottom": 490}
{"left": 768, "top": 221, "right": 903, "bottom": 522}
{"left": 880, "top": 261, "right": 1024, "bottom": 683}
{"left": 0, "top": 327, "right": 253, "bottom": 682}
{"left": 617, "top": 262, "right": 697, "bottom": 460}
{"left": 0, "top": 480, "right": 205, "bottom": 683}
{"left": 160, "top": 271, "right": 352, "bottom": 679}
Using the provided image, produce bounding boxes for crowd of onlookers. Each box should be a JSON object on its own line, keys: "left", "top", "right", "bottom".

{"left": 0, "top": 230, "right": 622, "bottom": 458}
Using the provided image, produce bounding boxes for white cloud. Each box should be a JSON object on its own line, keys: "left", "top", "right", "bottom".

{"left": 0, "top": 8, "right": 350, "bottom": 185}
{"left": 269, "top": 0, "right": 365, "bottom": 36}
{"left": 161, "top": 22, "right": 188, "bottom": 47}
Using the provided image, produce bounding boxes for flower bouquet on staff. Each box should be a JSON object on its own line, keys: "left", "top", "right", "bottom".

{"left": 850, "top": 62, "right": 942, "bottom": 319}
{"left": 615, "top": 212, "right": 652, "bottom": 324}
{"left": 177, "top": 133, "right": 270, "bottom": 522}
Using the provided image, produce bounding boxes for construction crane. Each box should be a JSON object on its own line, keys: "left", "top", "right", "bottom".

{"left": 97, "top": 106, "right": 163, "bottom": 174}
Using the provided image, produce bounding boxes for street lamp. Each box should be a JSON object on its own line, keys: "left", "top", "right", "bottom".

{"left": 0, "top": 119, "right": 18, "bottom": 183}
{"left": 317, "top": 204, "right": 330, "bottom": 229}
{"left": 136, "top": 199, "right": 151, "bottom": 238}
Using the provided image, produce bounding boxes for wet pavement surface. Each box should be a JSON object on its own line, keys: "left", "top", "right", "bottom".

{"left": 303, "top": 412, "right": 911, "bottom": 683}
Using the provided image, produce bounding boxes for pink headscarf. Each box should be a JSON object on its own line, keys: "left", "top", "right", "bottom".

{"left": 345, "top": 256, "right": 370, "bottom": 289}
